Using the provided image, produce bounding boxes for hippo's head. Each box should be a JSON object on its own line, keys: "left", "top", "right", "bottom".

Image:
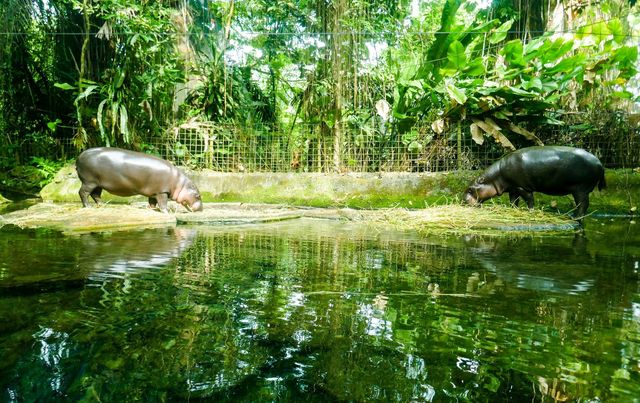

{"left": 464, "top": 176, "right": 497, "bottom": 206}
{"left": 176, "top": 181, "right": 203, "bottom": 212}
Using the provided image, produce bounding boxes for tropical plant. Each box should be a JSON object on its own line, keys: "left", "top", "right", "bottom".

{"left": 392, "top": 0, "right": 638, "bottom": 150}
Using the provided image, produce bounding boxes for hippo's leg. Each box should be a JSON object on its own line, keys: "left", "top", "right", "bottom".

{"left": 79, "top": 183, "right": 97, "bottom": 207}
{"left": 155, "top": 193, "right": 169, "bottom": 212}
{"left": 521, "top": 191, "right": 535, "bottom": 209}
{"left": 148, "top": 196, "right": 158, "bottom": 209}
{"left": 508, "top": 191, "right": 521, "bottom": 207}
{"left": 90, "top": 188, "right": 103, "bottom": 205}
{"left": 572, "top": 192, "right": 589, "bottom": 220}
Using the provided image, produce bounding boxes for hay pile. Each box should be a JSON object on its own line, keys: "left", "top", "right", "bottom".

{"left": 365, "top": 205, "right": 578, "bottom": 234}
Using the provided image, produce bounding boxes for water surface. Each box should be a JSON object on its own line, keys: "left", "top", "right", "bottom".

{"left": 1, "top": 217, "right": 639, "bottom": 401}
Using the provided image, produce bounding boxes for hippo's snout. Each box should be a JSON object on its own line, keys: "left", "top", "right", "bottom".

{"left": 190, "top": 200, "right": 204, "bottom": 212}
{"left": 464, "top": 189, "right": 479, "bottom": 206}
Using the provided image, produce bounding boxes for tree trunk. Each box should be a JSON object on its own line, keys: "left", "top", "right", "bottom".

{"left": 331, "top": 0, "right": 346, "bottom": 172}
{"left": 75, "top": 0, "right": 92, "bottom": 147}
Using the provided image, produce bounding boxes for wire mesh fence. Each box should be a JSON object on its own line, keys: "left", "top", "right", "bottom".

{"left": 6, "top": 119, "right": 640, "bottom": 173}
{"left": 139, "top": 122, "right": 498, "bottom": 173}
{"left": 142, "top": 120, "right": 640, "bottom": 172}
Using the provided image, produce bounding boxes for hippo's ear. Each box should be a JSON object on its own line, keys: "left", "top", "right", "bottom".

{"left": 477, "top": 176, "right": 486, "bottom": 184}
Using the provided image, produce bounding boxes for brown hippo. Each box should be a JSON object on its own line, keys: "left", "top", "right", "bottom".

{"left": 76, "top": 147, "right": 203, "bottom": 212}
{"left": 464, "top": 146, "right": 605, "bottom": 220}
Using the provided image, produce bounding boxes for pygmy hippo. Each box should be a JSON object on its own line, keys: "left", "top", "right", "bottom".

{"left": 464, "top": 146, "right": 605, "bottom": 219}
{"left": 76, "top": 147, "right": 203, "bottom": 212}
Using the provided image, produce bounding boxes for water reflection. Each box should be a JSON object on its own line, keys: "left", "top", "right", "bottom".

{"left": 0, "top": 218, "right": 639, "bottom": 401}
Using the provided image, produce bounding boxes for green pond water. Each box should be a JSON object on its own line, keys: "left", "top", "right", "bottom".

{"left": 1, "top": 217, "right": 639, "bottom": 401}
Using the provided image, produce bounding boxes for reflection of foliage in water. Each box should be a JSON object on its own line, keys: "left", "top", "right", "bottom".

{"left": 1, "top": 220, "right": 639, "bottom": 401}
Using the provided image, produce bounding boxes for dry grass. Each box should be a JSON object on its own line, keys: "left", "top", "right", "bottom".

{"left": 364, "top": 205, "right": 577, "bottom": 235}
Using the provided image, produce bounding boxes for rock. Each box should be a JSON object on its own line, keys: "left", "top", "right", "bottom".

{"left": 2, "top": 203, "right": 176, "bottom": 233}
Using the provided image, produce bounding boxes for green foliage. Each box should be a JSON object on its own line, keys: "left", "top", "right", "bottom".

{"left": 30, "top": 157, "right": 66, "bottom": 187}
{"left": 1, "top": 0, "right": 638, "bottom": 172}
{"left": 392, "top": 1, "right": 638, "bottom": 149}
{"left": 0, "top": 157, "right": 66, "bottom": 193}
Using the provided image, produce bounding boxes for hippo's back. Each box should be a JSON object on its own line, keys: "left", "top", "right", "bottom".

{"left": 76, "top": 147, "right": 175, "bottom": 197}
{"left": 503, "top": 146, "right": 604, "bottom": 194}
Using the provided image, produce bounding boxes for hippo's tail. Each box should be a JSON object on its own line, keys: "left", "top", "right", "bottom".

{"left": 598, "top": 170, "right": 607, "bottom": 191}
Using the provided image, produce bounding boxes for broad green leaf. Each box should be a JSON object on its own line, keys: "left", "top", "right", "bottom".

{"left": 464, "top": 58, "right": 485, "bottom": 76}
{"left": 47, "top": 119, "right": 61, "bottom": 132}
{"left": 541, "top": 38, "right": 573, "bottom": 63}
{"left": 399, "top": 58, "right": 420, "bottom": 82}
{"left": 465, "top": 34, "right": 485, "bottom": 60}
{"left": 541, "top": 80, "right": 559, "bottom": 92}
{"left": 576, "top": 25, "right": 591, "bottom": 40}
{"left": 445, "top": 81, "right": 467, "bottom": 104}
{"left": 609, "top": 46, "right": 638, "bottom": 79}
{"left": 476, "top": 82, "right": 501, "bottom": 96}
{"left": 547, "top": 54, "right": 586, "bottom": 75}
{"left": 427, "top": 0, "right": 465, "bottom": 62}
{"left": 111, "top": 101, "right": 119, "bottom": 137}
{"left": 502, "top": 40, "right": 525, "bottom": 67}
{"left": 505, "top": 86, "right": 537, "bottom": 97}
{"left": 543, "top": 116, "right": 566, "bottom": 125}
{"left": 542, "top": 39, "right": 574, "bottom": 63}
{"left": 590, "top": 21, "right": 611, "bottom": 43}
{"left": 97, "top": 99, "right": 108, "bottom": 143}
{"left": 120, "top": 104, "right": 129, "bottom": 141}
{"left": 440, "top": 66, "right": 457, "bottom": 77}
{"left": 612, "top": 45, "right": 638, "bottom": 64}
{"left": 524, "top": 37, "right": 549, "bottom": 61}
{"left": 324, "top": 116, "right": 335, "bottom": 128}
{"left": 608, "top": 19, "right": 626, "bottom": 44}
{"left": 489, "top": 20, "right": 513, "bottom": 44}
{"left": 569, "top": 123, "right": 594, "bottom": 130}
{"left": 115, "top": 70, "right": 126, "bottom": 89}
{"left": 75, "top": 85, "right": 98, "bottom": 102}
{"left": 612, "top": 90, "right": 634, "bottom": 99}
{"left": 447, "top": 41, "right": 466, "bottom": 69}
{"left": 522, "top": 77, "right": 542, "bottom": 91}
{"left": 54, "top": 82, "right": 76, "bottom": 91}
{"left": 494, "top": 110, "right": 512, "bottom": 119}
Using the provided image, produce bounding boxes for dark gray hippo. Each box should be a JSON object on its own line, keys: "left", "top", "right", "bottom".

{"left": 464, "top": 146, "right": 605, "bottom": 220}
{"left": 76, "top": 147, "right": 203, "bottom": 212}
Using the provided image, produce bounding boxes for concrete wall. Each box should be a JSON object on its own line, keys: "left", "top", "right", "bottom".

{"left": 40, "top": 164, "right": 474, "bottom": 208}
{"left": 37, "top": 164, "right": 640, "bottom": 213}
